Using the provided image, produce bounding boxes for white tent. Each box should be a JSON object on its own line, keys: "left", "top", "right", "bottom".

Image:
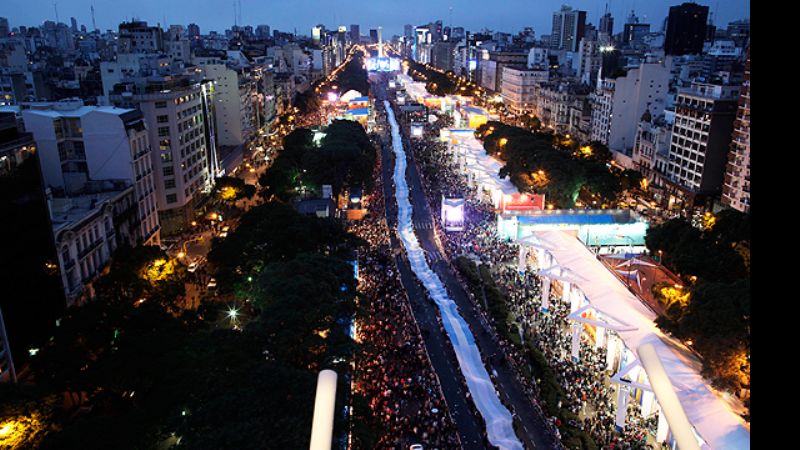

{"left": 339, "top": 89, "right": 364, "bottom": 102}
{"left": 448, "top": 130, "right": 517, "bottom": 207}
{"left": 533, "top": 230, "right": 750, "bottom": 450}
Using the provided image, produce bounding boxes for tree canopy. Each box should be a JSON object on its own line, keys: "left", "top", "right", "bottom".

{"left": 206, "top": 201, "right": 362, "bottom": 292}
{"left": 476, "top": 122, "right": 630, "bottom": 208}
{"left": 647, "top": 211, "right": 750, "bottom": 395}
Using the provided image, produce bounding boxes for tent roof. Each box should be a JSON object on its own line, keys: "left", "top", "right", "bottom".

{"left": 449, "top": 130, "right": 517, "bottom": 197}
{"left": 533, "top": 230, "right": 750, "bottom": 450}
{"left": 340, "top": 90, "right": 363, "bottom": 102}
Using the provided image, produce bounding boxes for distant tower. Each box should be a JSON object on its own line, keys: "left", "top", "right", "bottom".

{"left": 378, "top": 26, "right": 384, "bottom": 57}
{"left": 91, "top": 5, "right": 97, "bottom": 31}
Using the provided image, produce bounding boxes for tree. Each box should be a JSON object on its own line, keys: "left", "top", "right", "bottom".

{"left": 259, "top": 129, "right": 314, "bottom": 201}
{"left": 207, "top": 202, "right": 362, "bottom": 292}
{"left": 250, "top": 253, "right": 357, "bottom": 370}
{"left": 93, "top": 245, "right": 186, "bottom": 311}
{"left": 213, "top": 176, "right": 256, "bottom": 203}
{"left": 305, "top": 119, "right": 376, "bottom": 196}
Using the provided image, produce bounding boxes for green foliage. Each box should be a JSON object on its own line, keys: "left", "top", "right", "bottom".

{"left": 304, "top": 119, "right": 377, "bottom": 196}
{"left": 333, "top": 50, "right": 370, "bottom": 95}
{"left": 260, "top": 120, "right": 376, "bottom": 201}
{"left": 25, "top": 307, "right": 316, "bottom": 449}
{"left": 646, "top": 213, "right": 750, "bottom": 395}
{"left": 294, "top": 89, "right": 321, "bottom": 115}
{"left": 213, "top": 176, "right": 257, "bottom": 201}
{"left": 93, "top": 245, "right": 186, "bottom": 311}
{"left": 476, "top": 121, "right": 628, "bottom": 208}
{"left": 207, "top": 201, "right": 362, "bottom": 292}
{"left": 250, "top": 253, "right": 356, "bottom": 370}
{"left": 259, "top": 128, "right": 315, "bottom": 201}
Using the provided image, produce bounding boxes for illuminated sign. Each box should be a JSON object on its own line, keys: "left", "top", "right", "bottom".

{"left": 500, "top": 193, "right": 545, "bottom": 212}
{"left": 366, "top": 57, "right": 401, "bottom": 72}
{"left": 411, "top": 124, "right": 424, "bottom": 137}
{"left": 441, "top": 196, "right": 465, "bottom": 231}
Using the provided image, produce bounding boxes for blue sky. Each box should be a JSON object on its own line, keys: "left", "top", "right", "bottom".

{"left": 2, "top": 0, "right": 749, "bottom": 38}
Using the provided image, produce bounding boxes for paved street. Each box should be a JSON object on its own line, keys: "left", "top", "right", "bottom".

{"left": 375, "top": 75, "right": 557, "bottom": 449}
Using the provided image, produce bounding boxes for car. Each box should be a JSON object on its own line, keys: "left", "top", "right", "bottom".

{"left": 187, "top": 261, "right": 199, "bottom": 273}
{"left": 410, "top": 445, "right": 424, "bottom": 450}
{"left": 219, "top": 225, "right": 230, "bottom": 238}
{"left": 207, "top": 278, "right": 217, "bottom": 290}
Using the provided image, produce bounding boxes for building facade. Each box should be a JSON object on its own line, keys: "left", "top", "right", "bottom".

{"left": 109, "top": 77, "right": 212, "bottom": 234}
{"left": 664, "top": 2, "right": 709, "bottom": 56}
{"left": 666, "top": 82, "right": 739, "bottom": 207}
{"left": 22, "top": 100, "right": 161, "bottom": 246}
{"left": 500, "top": 66, "right": 549, "bottom": 114}
{"left": 720, "top": 47, "right": 750, "bottom": 212}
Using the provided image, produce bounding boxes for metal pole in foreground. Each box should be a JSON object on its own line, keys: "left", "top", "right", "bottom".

{"left": 0, "top": 306, "right": 17, "bottom": 383}
{"left": 309, "top": 369, "right": 338, "bottom": 450}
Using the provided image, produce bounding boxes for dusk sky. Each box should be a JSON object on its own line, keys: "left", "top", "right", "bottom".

{"left": 2, "top": 0, "right": 750, "bottom": 38}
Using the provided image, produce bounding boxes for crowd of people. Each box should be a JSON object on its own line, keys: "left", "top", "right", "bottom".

{"left": 405, "top": 108, "right": 661, "bottom": 449}
{"left": 349, "top": 147, "right": 461, "bottom": 449}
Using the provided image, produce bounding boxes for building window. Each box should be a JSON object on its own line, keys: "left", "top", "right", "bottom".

{"left": 158, "top": 126, "right": 170, "bottom": 137}
{"left": 166, "top": 194, "right": 178, "bottom": 204}
{"left": 157, "top": 115, "right": 169, "bottom": 123}
{"left": 164, "top": 178, "right": 176, "bottom": 189}
{"left": 155, "top": 101, "right": 167, "bottom": 108}
{"left": 163, "top": 166, "right": 174, "bottom": 176}
{"left": 161, "top": 152, "right": 173, "bottom": 163}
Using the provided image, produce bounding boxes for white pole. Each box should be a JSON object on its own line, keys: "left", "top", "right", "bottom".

{"left": 638, "top": 344, "right": 702, "bottom": 450}
{"left": 309, "top": 369, "right": 338, "bottom": 450}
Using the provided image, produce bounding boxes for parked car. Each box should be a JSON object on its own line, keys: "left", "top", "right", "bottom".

{"left": 207, "top": 278, "right": 217, "bottom": 290}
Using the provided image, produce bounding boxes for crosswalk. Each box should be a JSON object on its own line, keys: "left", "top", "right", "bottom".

{"left": 414, "top": 219, "right": 435, "bottom": 229}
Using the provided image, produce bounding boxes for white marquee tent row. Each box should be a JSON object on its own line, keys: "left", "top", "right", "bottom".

{"left": 385, "top": 100, "right": 524, "bottom": 450}
{"left": 519, "top": 231, "right": 750, "bottom": 450}
{"left": 445, "top": 129, "right": 518, "bottom": 208}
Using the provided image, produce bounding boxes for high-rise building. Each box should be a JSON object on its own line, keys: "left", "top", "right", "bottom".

{"left": 431, "top": 41, "right": 457, "bottom": 72}
{"left": 255, "top": 25, "right": 270, "bottom": 39}
{"left": 1, "top": 111, "right": 66, "bottom": 373}
{"left": 664, "top": 2, "right": 709, "bottom": 55}
{"left": 109, "top": 77, "right": 212, "bottom": 234}
{"left": 590, "top": 61, "right": 671, "bottom": 157}
{"left": 118, "top": 20, "right": 164, "bottom": 53}
{"left": 622, "top": 11, "right": 650, "bottom": 47}
{"left": 404, "top": 24, "right": 414, "bottom": 40}
{"left": 500, "top": 65, "right": 550, "bottom": 114}
{"left": 350, "top": 24, "right": 360, "bottom": 43}
{"left": 666, "top": 82, "right": 739, "bottom": 207}
{"left": 187, "top": 23, "right": 200, "bottom": 38}
{"left": 550, "top": 5, "right": 587, "bottom": 52}
{"left": 22, "top": 101, "right": 161, "bottom": 248}
{"left": 721, "top": 47, "right": 750, "bottom": 212}
{"left": 599, "top": 7, "right": 614, "bottom": 36}
{"left": 0, "top": 17, "right": 10, "bottom": 36}
{"left": 369, "top": 28, "right": 378, "bottom": 44}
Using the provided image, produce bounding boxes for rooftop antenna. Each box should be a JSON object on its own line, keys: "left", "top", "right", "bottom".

{"left": 91, "top": 5, "right": 97, "bottom": 31}
{"left": 54, "top": 2, "right": 60, "bottom": 23}
{"left": 233, "top": 1, "right": 237, "bottom": 27}
{"left": 713, "top": 0, "right": 720, "bottom": 25}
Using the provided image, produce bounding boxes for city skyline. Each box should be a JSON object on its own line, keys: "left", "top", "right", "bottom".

{"left": 2, "top": 0, "right": 749, "bottom": 38}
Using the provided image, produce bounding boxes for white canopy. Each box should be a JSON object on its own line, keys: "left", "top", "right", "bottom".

{"left": 448, "top": 130, "right": 518, "bottom": 204}
{"left": 533, "top": 230, "right": 750, "bottom": 450}
{"left": 339, "top": 89, "right": 364, "bottom": 102}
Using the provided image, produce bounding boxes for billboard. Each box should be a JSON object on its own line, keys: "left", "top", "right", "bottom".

{"left": 441, "top": 196, "right": 465, "bottom": 231}
{"left": 366, "top": 57, "right": 401, "bottom": 72}
{"left": 499, "top": 193, "right": 545, "bottom": 213}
